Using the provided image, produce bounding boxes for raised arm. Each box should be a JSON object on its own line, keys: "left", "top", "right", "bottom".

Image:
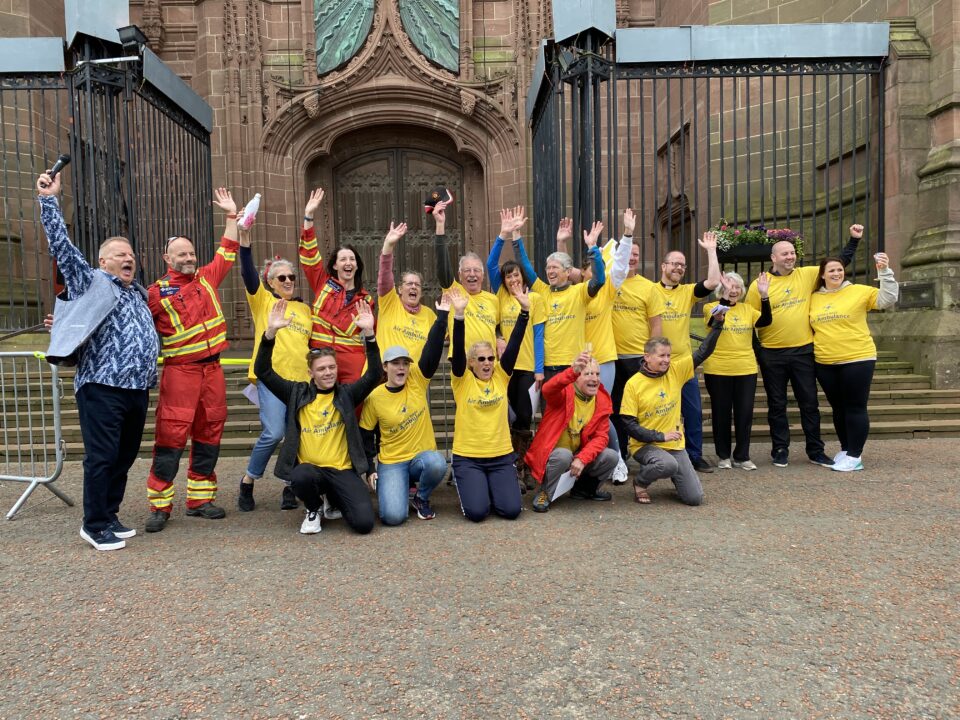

{"left": 608, "top": 209, "right": 636, "bottom": 289}
{"left": 433, "top": 199, "right": 455, "bottom": 289}
{"left": 449, "top": 288, "right": 468, "bottom": 376}
{"left": 299, "top": 188, "right": 327, "bottom": 294}
{"left": 874, "top": 253, "right": 899, "bottom": 309}
{"left": 200, "top": 188, "right": 240, "bottom": 287}
{"left": 36, "top": 173, "right": 93, "bottom": 297}
{"left": 238, "top": 244, "right": 260, "bottom": 295}
{"left": 692, "top": 323, "right": 723, "bottom": 369}
{"left": 499, "top": 286, "right": 530, "bottom": 375}
{"left": 347, "top": 302, "right": 383, "bottom": 404}
{"left": 697, "top": 230, "right": 723, "bottom": 295}
{"left": 254, "top": 300, "right": 297, "bottom": 404}
{"left": 378, "top": 221, "right": 406, "bottom": 297}
{"left": 754, "top": 272, "right": 773, "bottom": 328}
{"left": 584, "top": 222, "right": 606, "bottom": 298}
{"left": 839, "top": 223, "right": 864, "bottom": 267}
{"left": 418, "top": 296, "right": 451, "bottom": 379}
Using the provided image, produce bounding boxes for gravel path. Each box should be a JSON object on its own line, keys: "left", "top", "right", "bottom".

{"left": 1, "top": 438, "right": 957, "bottom": 719}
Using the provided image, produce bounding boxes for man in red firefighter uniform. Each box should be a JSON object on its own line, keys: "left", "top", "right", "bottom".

{"left": 145, "top": 188, "right": 241, "bottom": 532}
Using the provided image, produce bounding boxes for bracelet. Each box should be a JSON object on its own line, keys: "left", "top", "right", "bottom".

{"left": 226, "top": 213, "right": 238, "bottom": 219}
{"left": 304, "top": 215, "right": 314, "bottom": 222}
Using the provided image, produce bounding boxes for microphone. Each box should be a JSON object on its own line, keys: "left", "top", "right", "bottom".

{"left": 48, "top": 154, "right": 71, "bottom": 179}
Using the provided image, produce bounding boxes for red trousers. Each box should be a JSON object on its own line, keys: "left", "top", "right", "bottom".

{"left": 147, "top": 361, "right": 227, "bottom": 511}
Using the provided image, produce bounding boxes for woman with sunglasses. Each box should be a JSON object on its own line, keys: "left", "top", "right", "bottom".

{"left": 298, "top": 188, "right": 376, "bottom": 383}
{"left": 236, "top": 225, "right": 312, "bottom": 512}
{"left": 450, "top": 285, "right": 530, "bottom": 522}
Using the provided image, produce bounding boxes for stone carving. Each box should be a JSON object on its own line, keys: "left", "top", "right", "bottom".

{"left": 315, "top": 0, "right": 375, "bottom": 76}
{"left": 303, "top": 91, "right": 321, "bottom": 119}
{"left": 398, "top": 0, "right": 460, "bottom": 73}
{"left": 141, "top": 0, "right": 164, "bottom": 51}
{"left": 460, "top": 89, "right": 476, "bottom": 115}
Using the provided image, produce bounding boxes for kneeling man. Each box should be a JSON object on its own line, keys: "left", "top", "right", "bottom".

{"left": 526, "top": 351, "right": 619, "bottom": 512}
{"left": 255, "top": 300, "right": 381, "bottom": 535}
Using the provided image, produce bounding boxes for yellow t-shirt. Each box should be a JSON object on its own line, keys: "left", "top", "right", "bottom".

{"left": 651, "top": 283, "right": 699, "bottom": 360}
{"left": 444, "top": 280, "right": 499, "bottom": 358}
{"left": 498, "top": 288, "right": 546, "bottom": 373}
{"left": 247, "top": 287, "right": 312, "bottom": 383}
{"left": 701, "top": 302, "right": 762, "bottom": 376}
{"left": 621, "top": 355, "right": 694, "bottom": 454}
{"left": 533, "top": 279, "right": 589, "bottom": 367}
{"left": 556, "top": 394, "right": 597, "bottom": 452}
{"left": 376, "top": 290, "right": 436, "bottom": 363}
{"left": 585, "top": 281, "right": 617, "bottom": 364}
{"left": 746, "top": 266, "right": 819, "bottom": 348}
{"left": 451, "top": 364, "right": 512, "bottom": 457}
{"left": 612, "top": 275, "right": 665, "bottom": 356}
{"left": 297, "top": 391, "right": 351, "bottom": 469}
{"left": 810, "top": 285, "right": 880, "bottom": 364}
{"left": 360, "top": 368, "right": 436, "bottom": 464}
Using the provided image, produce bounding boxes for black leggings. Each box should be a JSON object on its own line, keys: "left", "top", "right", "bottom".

{"left": 611, "top": 357, "right": 643, "bottom": 460}
{"left": 815, "top": 360, "right": 876, "bottom": 457}
{"left": 703, "top": 373, "right": 758, "bottom": 462}
{"left": 508, "top": 370, "right": 536, "bottom": 432}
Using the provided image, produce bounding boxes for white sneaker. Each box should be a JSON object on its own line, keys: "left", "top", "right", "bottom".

{"left": 733, "top": 459, "right": 757, "bottom": 471}
{"left": 300, "top": 510, "right": 322, "bottom": 534}
{"left": 833, "top": 450, "right": 848, "bottom": 464}
{"left": 831, "top": 455, "right": 864, "bottom": 472}
{"left": 322, "top": 495, "right": 342, "bottom": 520}
{"left": 716, "top": 458, "right": 733, "bottom": 469}
{"left": 611, "top": 457, "right": 629, "bottom": 485}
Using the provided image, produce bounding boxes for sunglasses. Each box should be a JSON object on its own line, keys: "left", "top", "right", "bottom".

{"left": 274, "top": 274, "right": 296, "bottom": 282}
{"left": 474, "top": 355, "right": 496, "bottom": 363}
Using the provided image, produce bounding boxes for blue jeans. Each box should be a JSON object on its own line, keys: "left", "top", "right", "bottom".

{"left": 681, "top": 375, "right": 704, "bottom": 462}
{"left": 245, "top": 381, "right": 287, "bottom": 480}
{"left": 377, "top": 450, "right": 448, "bottom": 526}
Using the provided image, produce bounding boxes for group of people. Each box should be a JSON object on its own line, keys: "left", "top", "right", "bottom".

{"left": 36, "top": 173, "right": 898, "bottom": 551}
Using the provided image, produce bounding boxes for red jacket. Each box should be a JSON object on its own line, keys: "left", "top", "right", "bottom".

{"left": 299, "top": 227, "right": 375, "bottom": 354}
{"left": 524, "top": 367, "right": 612, "bottom": 482}
{"left": 148, "top": 236, "right": 237, "bottom": 364}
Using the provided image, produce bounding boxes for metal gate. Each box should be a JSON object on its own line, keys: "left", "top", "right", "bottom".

{"left": 528, "top": 23, "right": 889, "bottom": 285}
{"left": 0, "top": 33, "right": 213, "bottom": 334}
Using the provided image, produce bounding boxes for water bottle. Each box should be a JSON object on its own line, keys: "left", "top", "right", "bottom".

{"left": 238, "top": 193, "right": 262, "bottom": 230}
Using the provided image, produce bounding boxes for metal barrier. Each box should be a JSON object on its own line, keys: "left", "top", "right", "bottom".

{"left": 0, "top": 351, "right": 72, "bottom": 519}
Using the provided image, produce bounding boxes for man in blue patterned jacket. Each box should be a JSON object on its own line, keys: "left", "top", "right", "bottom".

{"left": 37, "top": 171, "right": 159, "bottom": 551}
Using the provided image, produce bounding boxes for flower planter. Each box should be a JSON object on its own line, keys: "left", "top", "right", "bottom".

{"left": 717, "top": 243, "right": 773, "bottom": 263}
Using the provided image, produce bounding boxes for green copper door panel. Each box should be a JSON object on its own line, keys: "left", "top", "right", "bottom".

{"left": 315, "top": 0, "right": 375, "bottom": 76}
{"left": 398, "top": 0, "right": 460, "bottom": 73}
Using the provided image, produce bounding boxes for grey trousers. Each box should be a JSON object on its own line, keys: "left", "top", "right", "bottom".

{"left": 543, "top": 447, "right": 620, "bottom": 499}
{"left": 633, "top": 445, "right": 704, "bottom": 506}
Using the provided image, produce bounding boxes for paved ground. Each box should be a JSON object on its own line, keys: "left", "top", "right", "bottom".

{"left": 1, "top": 438, "right": 957, "bottom": 719}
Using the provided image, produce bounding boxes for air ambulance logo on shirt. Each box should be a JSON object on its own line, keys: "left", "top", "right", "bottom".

{"left": 658, "top": 390, "right": 667, "bottom": 399}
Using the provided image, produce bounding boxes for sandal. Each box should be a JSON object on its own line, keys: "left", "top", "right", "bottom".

{"left": 633, "top": 486, "right": 652, "bottom": 504}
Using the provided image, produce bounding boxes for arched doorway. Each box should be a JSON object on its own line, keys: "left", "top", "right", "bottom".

{"left": 305, "top": 126, "right": 486, "bottom": 297}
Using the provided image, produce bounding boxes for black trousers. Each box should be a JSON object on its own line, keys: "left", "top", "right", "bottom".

{"left": 611, "top": 356, "right": 643, "bottom": 460}
{"left": 76, "top": 383, "right": 149, "bottom": 532}
{"left": 508, "top": 369, "right": 536, "bottom": 432}
{"left": 757, "top": 346, "right": 824, "bottom": 458}
{"left": 815, "top": 360, "right": 875, "bottom": 457}
{"left": 289, "top": 464, "right": 375, "bottom": 534}
{"left": 704, "top": 373, "right": 758, "bottom": 462}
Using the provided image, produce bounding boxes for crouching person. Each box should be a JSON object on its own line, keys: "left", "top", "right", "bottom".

{"left": 254, "top": 299, "right": 381, "bottom": 535}
{"left": 526, "top": 351, "right": 619, "bottom": 513}
{"left": 619, "top": 319, "right": 723, "bottom": 506}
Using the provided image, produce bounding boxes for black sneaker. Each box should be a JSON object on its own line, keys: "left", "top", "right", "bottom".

{"left": 145, "top": 509, "right": 169, "bottom": 533}
{"left": 185, "top": 502, "right": 227, "bottom": 520}
{"left": 570, "top": 488, "right": 613, "bottom": 501}
{"left": 80, "top": 526, "right": 126, "bottom": 551}
{"left": 238, "top": 480, "right": 255, "bottom": 512}
{"left": 772, "top": 448, "right": 789, "bottom": 467}
{"left": 692, "top": 457, "right": 715, "bottom": 474}
{"left": 410, "top": 494, "right": 436, "bottom": 520}
{"left": 280, "top": 485, "right": 299, "bottom": 510}
{"left": 808, "top": 451, "right": 835, "bottom": 468}
{"left": 532, "top": 490, "right": 550, "bottom": 513}
{"left": 107, "top": 519, "right": 137, "bottom": 539}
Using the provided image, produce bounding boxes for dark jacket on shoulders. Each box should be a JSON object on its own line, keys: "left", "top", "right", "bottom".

{"left": 254, "top": 334, "right": 382, "bottom": 479}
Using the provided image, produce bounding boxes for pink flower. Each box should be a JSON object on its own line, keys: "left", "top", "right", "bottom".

{"left": 734, "top": 230, "right": 740, "bottom": 235}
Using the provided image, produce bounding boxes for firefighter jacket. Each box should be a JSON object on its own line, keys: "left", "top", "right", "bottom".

{"left": 148, "top": 236, "right": 238, "bottom": 364}
{"left": 299, "top": 227, "right": 375, "bottom": 351}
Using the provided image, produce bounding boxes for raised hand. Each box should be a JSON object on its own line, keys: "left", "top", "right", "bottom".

{"left": 623, "top": 208, "right": 636, "bottom": 236}
{"left": 383, "top": 221, "right": 407, "bottom": 249}
{"left": 874, "top": 252, "right": 889, "bottom": 271}
{"left": 756, "top": 271, "right": 770, "bottom": 298}
{"left": 435, "top": 291, "right": 452, "bottom": 313}
{"left": 496, "top": 337, "right": 507, "bottom": 358}
{"left": 850, "top": 223, "right": 864, "bottom": 239}
{"left": 433, "top": 199, "right": 448, "bottom": 232}
{"left": 449, "top": 287, "right": 468, "bottom": 317}
{"left": 511, "top": 205, "right": 528, "bottom": 238}
{"left": 354, "top": 301, "right": 375, "bottom": 335}
{"left": 511, "top": 283, "right": 530, "bottom": 311}
{"left": 212, "top": 187, "right": 237, "bottom": 215}
{"left": 266, "top": 299, "right": 293, "bottom": 339}
{"left": 499, "top": 207, "right": 515, "bottom": 239}
{"left": 36, "top": 173, "right": 60, "bottom": 196}
{"left": 698, "top": 230, "right": 718, "bottom": 252}
{"left": 556, "top": 217, "right": 573, "bottom": 246}
{"left": 583, "top": 221, "right": 603, "bottom": 249}
{"left": 571, "top": 350, "right": 592, "bottom": 374}
{"left": 304, "top": 188, "right": 324, "bottom": 219}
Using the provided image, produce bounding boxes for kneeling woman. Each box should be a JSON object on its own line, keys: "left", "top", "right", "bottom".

{"left": 450, "top": 286, "right": 530, "bottom": 522}
{"left": 360, "top": 295, "right": 451, "bottom": 525}
{"left": 255, "top": 300, "right": 382, "bottom": 535}
{"left": 810, "top": 252, "right": 898, "bottom": 472}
